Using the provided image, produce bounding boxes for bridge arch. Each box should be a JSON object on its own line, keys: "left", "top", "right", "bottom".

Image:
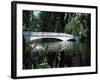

{"left": 30, "top": 37, "right": 63, "bottom": 41}
{"left": 30, "top": 36, "right": 73, "bottom": 41}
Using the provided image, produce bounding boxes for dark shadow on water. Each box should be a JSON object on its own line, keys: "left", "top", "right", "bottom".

{"left": 34, "top": 38, "right": 63, "bottom": 43}
{"left": 67, "top": 39, "right": 77, "bottom": 42}
{"left": 23, "top": 48, "right": 89, "bottom": 69}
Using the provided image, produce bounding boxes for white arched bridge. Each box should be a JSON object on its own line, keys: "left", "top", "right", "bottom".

{"left": 23, "top": 32, "right": 80, "bottom": 44}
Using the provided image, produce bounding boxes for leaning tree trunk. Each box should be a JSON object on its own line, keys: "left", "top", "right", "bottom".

{"left": 54, "top": 13, "right": 65, "bottom": 33}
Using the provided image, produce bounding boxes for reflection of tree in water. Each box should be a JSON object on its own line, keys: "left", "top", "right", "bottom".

{"left": 71, "top": 50, "right": 84, "bottom": 67}
{"left": 23, "top": 40, "right": 85, "bottom": 69}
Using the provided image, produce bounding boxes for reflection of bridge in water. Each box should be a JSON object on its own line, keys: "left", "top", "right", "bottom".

{"left": 24, "top": 32, "right": 80, "bottom": 44}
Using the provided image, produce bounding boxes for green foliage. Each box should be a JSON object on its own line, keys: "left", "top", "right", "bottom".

{"left": 64, "top": 13, "right": 91, "bottom": 43}
{"left": 23, "top": 42, "right": 33, "bottom": 69}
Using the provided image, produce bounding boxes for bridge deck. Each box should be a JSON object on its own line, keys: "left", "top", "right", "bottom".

{"left": 24, "top": 32, "right": 76, "bottom": 37}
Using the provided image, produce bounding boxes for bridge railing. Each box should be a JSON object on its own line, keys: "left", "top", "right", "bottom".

{"left": 23, "top": 32, "right": 75, "bottom": 37}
